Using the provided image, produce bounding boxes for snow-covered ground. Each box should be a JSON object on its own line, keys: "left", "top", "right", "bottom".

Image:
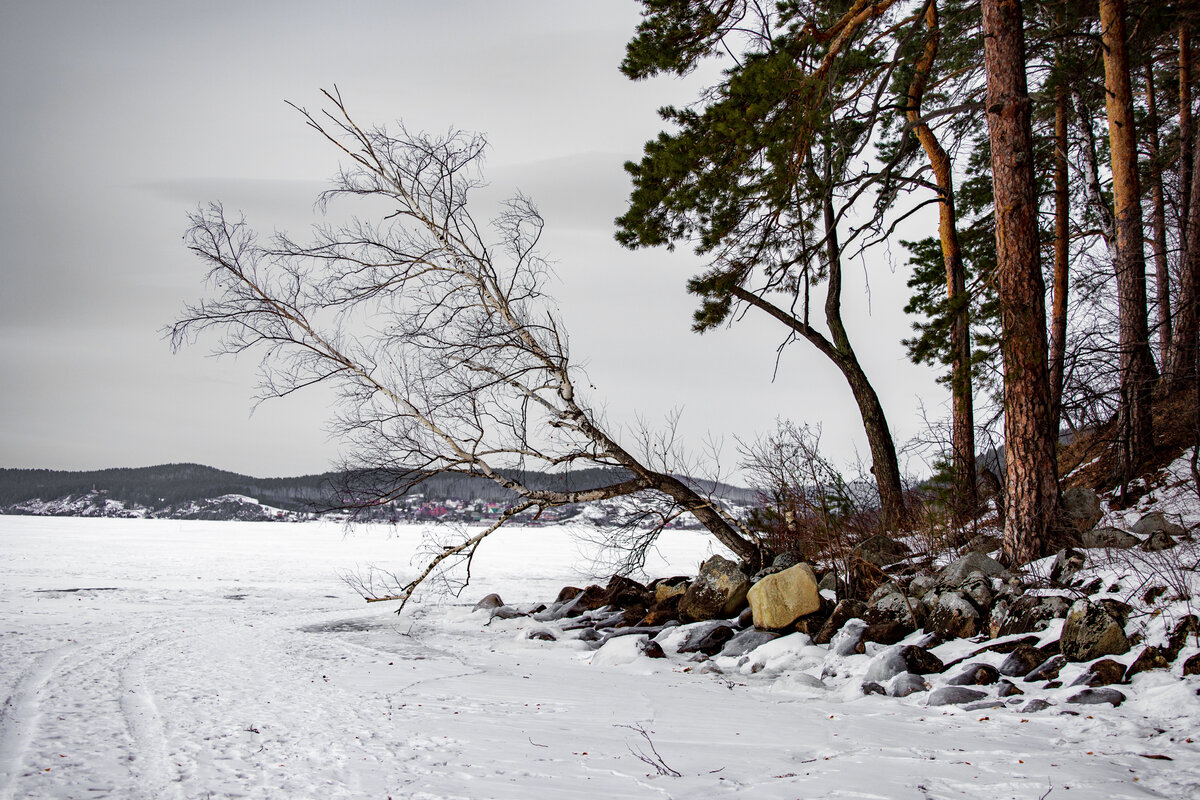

{"left": 1, "top": 516, "right": 1198, "bottom": 799}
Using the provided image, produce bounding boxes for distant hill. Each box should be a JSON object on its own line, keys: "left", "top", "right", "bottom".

{"left": 0, "top": 463, "right": 758, "bottom": 523}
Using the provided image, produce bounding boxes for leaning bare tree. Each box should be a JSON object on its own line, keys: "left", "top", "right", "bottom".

{"left": 170, "top": 90, "right": 764, "bottom": 610}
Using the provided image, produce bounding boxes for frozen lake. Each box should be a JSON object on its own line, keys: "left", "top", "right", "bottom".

{"left": 1, "top": 516, "right": 1197, "bottom": 799}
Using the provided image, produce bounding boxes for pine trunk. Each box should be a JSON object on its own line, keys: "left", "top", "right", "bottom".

{"left": 1049, "top": 80, "right": 1070, "bottom": 437}
{"left": 906, "top": 0, "right": 976, "bottom": 519}
{"left": 981, "top": 0, "right": 1061, "bottom": 565}
{"left": 1100, "top": 0, "right": 1158, "bottom": 473}
{"left": 1145, "top": 63, "right": 1173, "bottom": 366}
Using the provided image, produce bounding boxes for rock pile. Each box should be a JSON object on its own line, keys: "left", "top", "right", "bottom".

{"left": 471, "top": 493, "right": 1197, "bottom": 714}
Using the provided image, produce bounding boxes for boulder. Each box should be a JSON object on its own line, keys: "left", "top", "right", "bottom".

{"left": 901, "top": 645, "right": 946, "bottom": 675}
{"left": 854, "top": 533, "right": 910, "bottom": 567}
{"left": 1020, "top": 698, "right": 1053, "bottom": 713}
{"left": 935, "top": 552, "right": 1005, "bottom": 589}
{"left": 555, "top": 586, "right": 583, "bottom": 604}
{"left": 946, "top": 663, "right": 1000, "bottom": 686}
{"left": 865, "top": 648, "right": 909, "bottom": 683}
{"left": 928, "top": 686, "right": 988, "bottom": 706}
{"left": 719, "top": 629, "right": 780, "bottom": 658}
{"left": 1061, "top": 487, "right": 1103, "bottom": 533}
{"left": 998, "top": 645, "right": 1045, "bottom": 678}
{"left": 1184, "top": 653, "right": 1200, "bottom": 677}
{"left": 889, "top": 672, "right": 928, "bottom": 697}
{"left": 862, "top": 681, "right": 887, "bottom": 696}
{"left": 677, "top": 622, "right": 738, "bottom": 656}
{"left": 929, "top": 591, "right": 980, "bottom": 639}
{"left": 866, "top": 591, "right": 921, "bottom": 629}
{"left": 1070, "top": 658, "right": 1125, "bottom": 687}
{"left": 747, "top": 562, "right": 821, "bottom": 629}
{"left": 830, "top": 618, "right": 868, "bottom": 657}
{"left": 997, "top": 680, "right": 1024, "bottom": 698}
{"left": 1066, "top": 688, "right": 1126, "bottom": 707}
{"left": 1141, "top": 531, "right": 1177, "bottom": 552}
{"left": 997, "top": 595, "right": 1072, "bottom": 637}
{"left": 960, "top": 575, "right": 995, "bottom": 611}
{"left": 1080, "top": 527, "right": 1138, "bottom": 549}
{"left": 473, "top": 593, "right": 505, "bottom": 611}
{"left": 639, "top": 639, "right": 667, "bottom": 659}
{"left": 525, "top": 628, "right": 557, "bottom": 641}
{"left": 679, "top": 556, "right": 750, "bottom": 622}
{"left": 862, "top": 620, "right": 910, "bottom": 646}
{"left": 1049, "top": 548, "right": 1086, "bottom": 586}
{"left": 1060, "top": 599, "right": 1131, "bottom": 662}
{"left": 1124, "top": 645, "right": 1173, "bottom": 679}
{"left": 814, "top": 599, "right": 867, "bottom": 645}
{"left": 1129, "top": 511, "right": 1187, "bottom": 539}
{"left": 1168, "top": 615, "right": 1199, "bottom": 654}
{"left": 1024, "top": 654, "right": 1067, "bottom": 682}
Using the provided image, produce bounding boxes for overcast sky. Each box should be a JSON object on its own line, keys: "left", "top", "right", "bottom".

{"left": 0, "top": 0, "right": 943, "bottom": 480}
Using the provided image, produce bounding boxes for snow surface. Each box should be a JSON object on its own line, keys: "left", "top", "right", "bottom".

{"left": 2, "top": 516, "right": 1198, "bottom": 799}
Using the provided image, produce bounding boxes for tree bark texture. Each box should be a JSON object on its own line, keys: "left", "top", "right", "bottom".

{"left": 981, "top": 0, "right": 1061, "bottom": 565}
{"left": 1145, "top": 63, "right": 1173, "bottom": 366}
{"left": 1050, "top": 79, "right": 1070, "bottom": 438}
{"left": 1100, "top": 0, "right": 1158, "bottom": 471}
{"left": 906, "top": 0, "right": 977, "bottom": 518}
{"left": 1181, "top": 25, "right": 1194, "bottom": 248}
{"left": 1167, "top": 129, "right": 1200, "bottom": 389}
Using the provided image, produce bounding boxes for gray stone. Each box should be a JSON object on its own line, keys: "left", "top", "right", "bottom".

{"left": 814, "top": 599, "right": 867, "bottom": 645}
{"left": 1066, "top": 688, "right": 1126, "bottom": 707}
{"left": 1050, "top": 548, "right": 1086, "bottom": 586}
{"left": 908, "top": 573, "right": 936, "bottom": 598}
{"left": 865, "top": 648, "right": 909, "bottom": 683}
{"left": 862, "top": 681, "right": 887, "bottom": 696}
{"left": 889, "top": 671, "right": 929, "bottom": 697}
{"left": 946, "top": 663, "right": 1001, "bottom": 686}
{"left": 936, "top": 552, "right": 1006, "bottom": 589}
{"left": 867, "top": 591, "right": 920, "bottom": 628}
{"left": 525, "top": 628, "right": 556, "bottom": 641}
{"left": 997, "top": 594, "right": 1071, "bottom": 637}
{"left": 928, "top": 686, "right": 988, "bottom": 706}
{"left": 773, "top": 551, "right": 804, "bottom": 570}
{"left": 1061, "top": 487, "right": 1103, "bottom": 533}
{"left": 1141, "top": 531, "right": 1177, "bottom": 552}
{"left": 719, "top": 628, "right": 780, "bottom": 658}
{"left": 639, "top": 639, "right": 667, "bottom": 659}
{"left": 997, "top": 679, "right": 1024, "bottom": 698}
{"left": 747, "top": 562, "right": 821, "bottom": 629}
{"left": 490, "top": 605, "right": 525, "bottom": 620}
{"left": 1020, "top": 698, "right": 1053, "bottom": 713}
{"left": 963, "top": 700, "right": 1006, "bottom": 711}
{"left": 961, "top": 576, "right": 995, "bottom": 611}
{"left": 678, "top": 623, "right": 737, "bottom": 655}
{"left": 998, "top": 644, "right": 1045, "bottom": 678}
{"left": 930, "top": 591, "right": 980, "bottom": 639}
{"left": 830, "top": 618, "right": 868, "bottom": 656}
{"left": 679, "top": 556, "right": 750, "bottom": 622}
{"left": 1080, "top": 527, "right": 1139, "bottom": 549}
{"left": 1023, "top": 655, "right": 1067, "bottom": 682}
{"left": 1060, "top": 599, "right": 1131, "bottom": 662}
{"left": 1130, "top": 511, "right": 1187, "bottom": 538}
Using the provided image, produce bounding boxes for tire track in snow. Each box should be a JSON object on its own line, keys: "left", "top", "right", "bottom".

{"left": 118, "top": 640, "right": 185, "bottom": 800}
{"left": 0, "top": 642, "right": 77, "bottom": 800}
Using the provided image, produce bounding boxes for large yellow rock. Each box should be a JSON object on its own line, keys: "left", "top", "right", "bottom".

{"left": 748, "top": 563, "right": 821, "bottom": 630}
